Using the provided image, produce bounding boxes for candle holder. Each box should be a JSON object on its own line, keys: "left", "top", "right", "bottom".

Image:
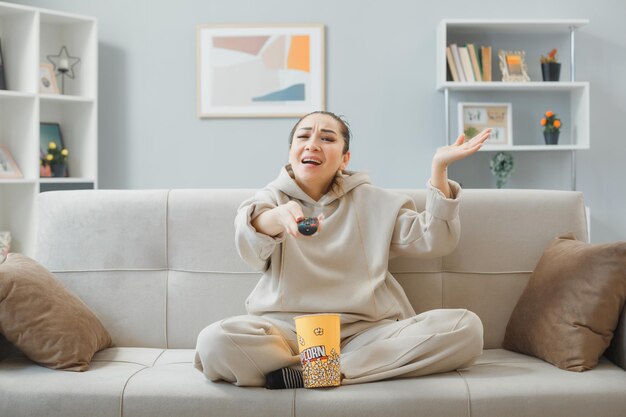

{"left": 46, "top": 46, "right": 80, "bottom": 95}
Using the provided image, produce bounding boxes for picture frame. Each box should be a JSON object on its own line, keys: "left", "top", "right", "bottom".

{"left": 0, "top": 231, "right": 10, "bottom": 263}
{"left": 498, "top": 50, "right": 530, "bottom": 82}
{"left": 458, "top": 102, "right": 513, "bottom": 147}
{"left": 0, "top": 37, "right": 6, "bottom": 90}
{"left": 40, "top": 122, "right": 69, "bottom": 177}
{"left": 0, "top": 144, "right": 22, "bottom": 179}
{"left": 197, "top": 24, "right": 325, "bottom": 118}
{"left": 40, "top": 122, "right": 65, "bottom": 157}
{"left": 39, "top": 63, "right": 59, "bottom": 94}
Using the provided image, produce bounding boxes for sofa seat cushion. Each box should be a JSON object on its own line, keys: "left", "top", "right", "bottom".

{"left": 122, "top": 352, "right": 296, "bottom": 417}
{"left": 120, "top": 349, "right": 469, "bottom": 417}
{"left": 92, "top": 346, "right": 166, "bottom": 367}
{"left": 2, "top": 348, "right": 626, "bottom": 417}
{"left": 0, "top": 353, "right": 144, "bottom": 417}
{"left": 461, "top": 349, "right": 626, "bottom": 417}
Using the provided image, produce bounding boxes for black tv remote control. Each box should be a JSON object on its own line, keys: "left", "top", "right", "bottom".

{"left": 297, "top": 217, "right": 319, "bottom": 236}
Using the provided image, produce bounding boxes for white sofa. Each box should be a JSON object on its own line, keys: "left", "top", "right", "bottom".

{"left": 1, "top": 188, "right": 625, "bottom": 417}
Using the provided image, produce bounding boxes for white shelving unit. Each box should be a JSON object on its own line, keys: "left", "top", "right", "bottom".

{"left": 437, "top": 19, "right": 589, "bottom": 190}
{"left": 0, "top": 1, "right": 97, "bottom": 257}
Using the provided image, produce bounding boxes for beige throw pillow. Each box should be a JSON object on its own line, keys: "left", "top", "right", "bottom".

{"left": 0, "top": 253, "right": 112, "bottom": 371}
{"left": 503, "top": 233, "right": 626, "bottom": 371}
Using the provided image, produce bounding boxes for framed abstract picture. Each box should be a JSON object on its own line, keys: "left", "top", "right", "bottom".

{"left": 197, "top": 24, "right": 325, "bottom": 118}
{"left": 458, "top": 102, "right": 513, "bottom": 147}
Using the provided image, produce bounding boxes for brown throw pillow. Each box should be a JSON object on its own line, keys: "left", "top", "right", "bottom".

{"left": 0, "top": 253, "right": 112, "bottom": 371}
{"left": 503, "top": 233, "right": 626, "bottom": 371}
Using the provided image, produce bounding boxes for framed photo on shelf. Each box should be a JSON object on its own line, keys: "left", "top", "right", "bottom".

{"left": 0, "top": 144, "right": 22, "bottom": 178}
{"left": 498, "top": 50, "right": 530, "bottom": 82}
{"left": 458, "top": 102, "right": 512, "bottom": 147}
{"left": 0, "top": 231, "right": 10, "bottom": 263}
{"left": 40, "top": 122, "right": 69, "bottom": 177}
{"left": 0, "top": 38, "right": 6, "bottom": 90}
{"left": 197, "top": 24, "right": 325, "bottom": 118}
{"left": 39, "top": 63, "right": 59, "bottom": 94}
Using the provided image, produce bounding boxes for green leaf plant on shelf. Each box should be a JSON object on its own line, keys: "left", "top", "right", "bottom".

{"left": 541, "top": 110, "right": 562, "bottom": 145}
{"left": 490, "top": 152, "right": 515, "bottom": 189}
{"left": 464, "top": 126, "right": 479, "bottom": 140}
{"left": 40, "top": 141, "right": 69, "bottom": 178}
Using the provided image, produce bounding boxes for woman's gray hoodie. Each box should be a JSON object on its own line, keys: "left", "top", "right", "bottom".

{"left": 234, "top": 164, "right": 462, "bottom": 325}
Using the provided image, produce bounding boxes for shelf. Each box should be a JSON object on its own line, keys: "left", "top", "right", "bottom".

{"left": 441, "top": 19, "right": 589, "bottom": 34}
{"left": 39, "top": 10, "right": 97, "bottom": 97}
{"left": 0, "top": 1, "right": 97, "bottom": 257}
{"left": 438, "top": 81, "right": 588, "bottom": 92}
{"left": 0, "top": 4, "right": 37, "bottom": 93}
{"left": 438, "top": 18, "right": 590, "bottom": 191}
{"left": 39, "top": 177, "right": 94, "bottom": 183}
{"left": 40, "top": 99, "right": 97, "bottom": 180}
{"left": 0, "top": 90, "right": 36, "bottom": 100}
{"left": 0, "top": 179, "right": 37, "bottom": 184}
{"left": 39, "top": 8, "right": 95, "bottom": 25}
{"left": 40, "top": 93, "right": 95, "bottom": 103}
{"left": 479, "top": 144, "right": 588, "bottom": 152}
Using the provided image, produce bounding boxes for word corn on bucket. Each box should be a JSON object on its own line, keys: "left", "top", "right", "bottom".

{"left": 294, "top": 313, "right": 341, "bottom": 388}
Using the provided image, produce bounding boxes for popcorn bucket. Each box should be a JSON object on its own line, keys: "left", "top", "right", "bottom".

{"left": 294, "top": 313, "right": 341, "bottom": 388}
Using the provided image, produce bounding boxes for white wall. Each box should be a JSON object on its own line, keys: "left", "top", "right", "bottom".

{"left": 9, "top": 0, "right": 626, "bottom": 243}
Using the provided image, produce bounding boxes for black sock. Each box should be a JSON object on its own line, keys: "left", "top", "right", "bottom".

{"left": 265, "top": 367, "right": 304, "bottom": 389}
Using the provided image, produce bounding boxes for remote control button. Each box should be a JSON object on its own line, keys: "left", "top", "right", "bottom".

{"left": 297, "top": 217, "right": 319, "bottom": 236}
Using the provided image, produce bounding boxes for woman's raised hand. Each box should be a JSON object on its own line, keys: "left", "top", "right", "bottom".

{"left": 432, "top": 128, "right": 492, "bottom": 168}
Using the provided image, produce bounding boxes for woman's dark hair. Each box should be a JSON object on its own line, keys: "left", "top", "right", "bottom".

{"left": 288, "top": 111, "right": 351, "bottom": 154}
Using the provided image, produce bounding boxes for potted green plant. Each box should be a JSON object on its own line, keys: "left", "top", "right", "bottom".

{"left": 464, "top": 126, "right": 478, "bottom": 139}
{"left": 540, "top": 48, "right": 561, "bottom": 81}
{"left": 490, "top": 152, "right": 515, "bottom": 189}
{"left": 43, "top": 141, "right": 69, "bottom": 177}
{"left": 541, "top": 110, "right": 562, "bottom": 145}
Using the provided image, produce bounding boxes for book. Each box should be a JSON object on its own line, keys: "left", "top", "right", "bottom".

{"left": 449, "top": 44, "right": 466, "bottom": 82}
{"left": 0, "top": 38, "right": 6, "bottom": 90}
{"left": 446, "top": 46, "right": 460, "bottom": 82}
{"left": 481, "top": 46, "right": 492, "bottom": 82}
{"left": 467, "top": 44, "right": 482, "bottom": 82}
{"left": 458, "top": 46, "right": 475, "bottom": 82}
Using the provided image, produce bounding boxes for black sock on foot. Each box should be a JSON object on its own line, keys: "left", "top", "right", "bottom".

{"left": 265, "top": 367, "right": 304, "bottom": 389}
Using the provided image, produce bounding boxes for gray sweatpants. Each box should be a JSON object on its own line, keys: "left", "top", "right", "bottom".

{"left": 194, "top": 308, "right": 483, "bottom": 387}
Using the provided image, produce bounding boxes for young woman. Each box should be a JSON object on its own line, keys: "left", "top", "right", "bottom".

{"left": 194, "top": 111, "right": 491, "bottom": 389}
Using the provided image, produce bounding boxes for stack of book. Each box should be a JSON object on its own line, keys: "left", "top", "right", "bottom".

{"left": 446, "top": 43, "right": 492, "bottom": 82}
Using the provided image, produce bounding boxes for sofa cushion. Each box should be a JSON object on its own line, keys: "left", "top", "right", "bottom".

{"left": 0, "top": 354, "right": 144, "bottom": 417}
{"left": 2, "top": 348, "right": 626, "bottom": 417}
{"left": 0, "top": 253, "right": 112, "bottom": 371}
{"left": 460, "top": 349, "right": 626, "bottom": 417}
{"left": 503, "top": 233, "right": 626, "bottom": 371}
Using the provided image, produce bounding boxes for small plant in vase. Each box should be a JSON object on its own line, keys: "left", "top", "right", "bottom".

{"left": 490, "top": 152, "right": 515, "bottom": 189}
{"left": 540, "top": 48, "right": 561, "bottom": 81}
{"left": 464, "top": 126, "right": 479, "bottom": 139}
{"left": 541, "top": 110, "right": 562, "bottom": 145}
{"left": 43, "top": 141, "right": 69, "bottom": 177}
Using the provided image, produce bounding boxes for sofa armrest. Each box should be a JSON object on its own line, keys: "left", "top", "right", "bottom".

{"left": 605, "top": 305, "right": 626, "bottom": 371}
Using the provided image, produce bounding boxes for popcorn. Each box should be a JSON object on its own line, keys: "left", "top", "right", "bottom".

{"left": 301, "top": 348, "right": 341, "bottom": 388}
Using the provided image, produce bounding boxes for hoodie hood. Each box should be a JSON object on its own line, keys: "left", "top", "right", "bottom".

{"left": 269, "top": 164, "right": 371, "bottom": 206}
